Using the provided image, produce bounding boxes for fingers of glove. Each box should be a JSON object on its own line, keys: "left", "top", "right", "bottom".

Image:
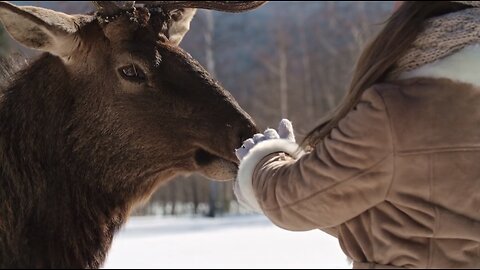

{"left": 252, "top": 133, "right": 266, "bottom": 144}
{"left": 243, "top": 138, "right": 256, "bottom": 149}
{"left": 235, "top": 138, "right": 256, "bottom": 161}
{"left": 235, "top": 147, "right": 250, "bottom": 161}
{"left": 278, "top": 119, "right": 295, "bottom": 142}
{"left": 263, "top": 128, "right": 280, "bottom": 140}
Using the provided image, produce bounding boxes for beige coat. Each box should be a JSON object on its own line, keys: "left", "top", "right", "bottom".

{"left": 237, "top": 77, "right": 480, "bottom": 268}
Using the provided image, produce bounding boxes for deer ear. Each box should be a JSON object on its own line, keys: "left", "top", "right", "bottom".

{"left": 0, "top": 1, "right": 86, "bottom": 57}
{"left": 168, "top": 8, "right": 196, "bottom": 46}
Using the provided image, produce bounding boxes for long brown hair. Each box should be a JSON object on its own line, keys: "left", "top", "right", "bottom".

{"left": 303, "top": 1, "right": 469, "bottom": 148}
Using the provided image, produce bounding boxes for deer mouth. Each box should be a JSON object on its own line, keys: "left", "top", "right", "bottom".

{"left": 194, "top": 149, "right": 238, "bottom": 181}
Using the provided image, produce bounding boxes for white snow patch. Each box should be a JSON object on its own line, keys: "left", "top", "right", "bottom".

{"left": 103, "top": 215, "right": 350, "bottom": 269}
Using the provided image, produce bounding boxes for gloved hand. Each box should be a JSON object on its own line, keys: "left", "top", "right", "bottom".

{"left": 233, "top": 118, "right": 297, "bottom": 213}
{"left": 235, "top": 118, "right": 296, "bottom": 162}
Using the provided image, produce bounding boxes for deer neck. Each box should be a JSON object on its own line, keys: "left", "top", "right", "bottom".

{"left": 0, "top": 54, "right": 136, "bottom": 268}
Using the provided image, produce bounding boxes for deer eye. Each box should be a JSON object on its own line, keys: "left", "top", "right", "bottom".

{"left": 119, "top": 64, "right": 146, "bottom": 83}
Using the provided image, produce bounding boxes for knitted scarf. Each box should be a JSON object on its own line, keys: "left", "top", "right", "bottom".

{"left": 391, "top": 1, "right": 480, "bottom": 76}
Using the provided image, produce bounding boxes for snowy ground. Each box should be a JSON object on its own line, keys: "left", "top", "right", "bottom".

{"left": 103, "top": 215, "right": 350, "bottom": 269}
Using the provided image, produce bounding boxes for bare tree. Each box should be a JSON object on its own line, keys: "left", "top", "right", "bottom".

{"left": 297, "top": 16, "right": 315, "bottom": 120}
{"left": 202, "top": 10, "right": 222, "bottom": 218}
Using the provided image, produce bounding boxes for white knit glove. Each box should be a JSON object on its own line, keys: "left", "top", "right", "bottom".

{"left": 235, "top": 119, "right": 296, "bottom": 161}
{"left": 234, "top": 119, "right": 297, "bottom": 212}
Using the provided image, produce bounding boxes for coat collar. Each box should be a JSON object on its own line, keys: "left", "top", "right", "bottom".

{"left": 398, "top": 44, "right": 480, "bottom": 88}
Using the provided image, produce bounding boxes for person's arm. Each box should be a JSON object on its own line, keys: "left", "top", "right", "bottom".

{"left": 236, "top": 87, "right": 394, "bottom": 231}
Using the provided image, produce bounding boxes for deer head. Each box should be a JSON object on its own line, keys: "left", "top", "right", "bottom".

{"left": 0, "top": 2, "right": 264, "bottom": 267}
{"left": 0, "top": 1, "right": 263, "bottom": 183}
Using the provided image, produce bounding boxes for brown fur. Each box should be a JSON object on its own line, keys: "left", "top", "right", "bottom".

{"left": 0, "top": 6, "right": 256, "bottom": 269}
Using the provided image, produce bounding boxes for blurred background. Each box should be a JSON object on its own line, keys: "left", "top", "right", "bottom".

{"left": 0, "top": 1, "right": 394, "bottom": 268}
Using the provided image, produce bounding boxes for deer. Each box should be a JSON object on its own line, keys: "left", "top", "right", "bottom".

{"left": 0, "top": 1, "right": 265, "bottom": 268}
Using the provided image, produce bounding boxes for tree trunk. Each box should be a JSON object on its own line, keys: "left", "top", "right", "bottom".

{"left": 170, "top": 181, "right": 177, "bottom": 216}
{"left": 203, "top": 10, "right": 220, "bottom": 218}
{"left": 204, "top": 10, "right": 216, "bottom": 78}
{"left": 298, "top": 17, "right": 315, "bottom": 119}
{"left": 278, "top": 48, "right": 288, "bottom": 118}
{"left": 207, "top": 181, "right": 218, "bottom": 218}
{"left": 190, "top": 179, "right": 198, "bottom": 215}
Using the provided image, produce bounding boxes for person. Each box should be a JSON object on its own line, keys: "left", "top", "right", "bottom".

{"left": 233, "top": 1, "right": 480, "bottom": 269}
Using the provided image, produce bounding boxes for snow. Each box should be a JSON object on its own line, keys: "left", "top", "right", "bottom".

{"left": 103, "top": 215, "right": 351, "bottom": 269}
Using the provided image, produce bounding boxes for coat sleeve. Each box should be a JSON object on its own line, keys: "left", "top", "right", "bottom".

{"left": 236, "top": 87, "right": 394, "bottom": 231}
